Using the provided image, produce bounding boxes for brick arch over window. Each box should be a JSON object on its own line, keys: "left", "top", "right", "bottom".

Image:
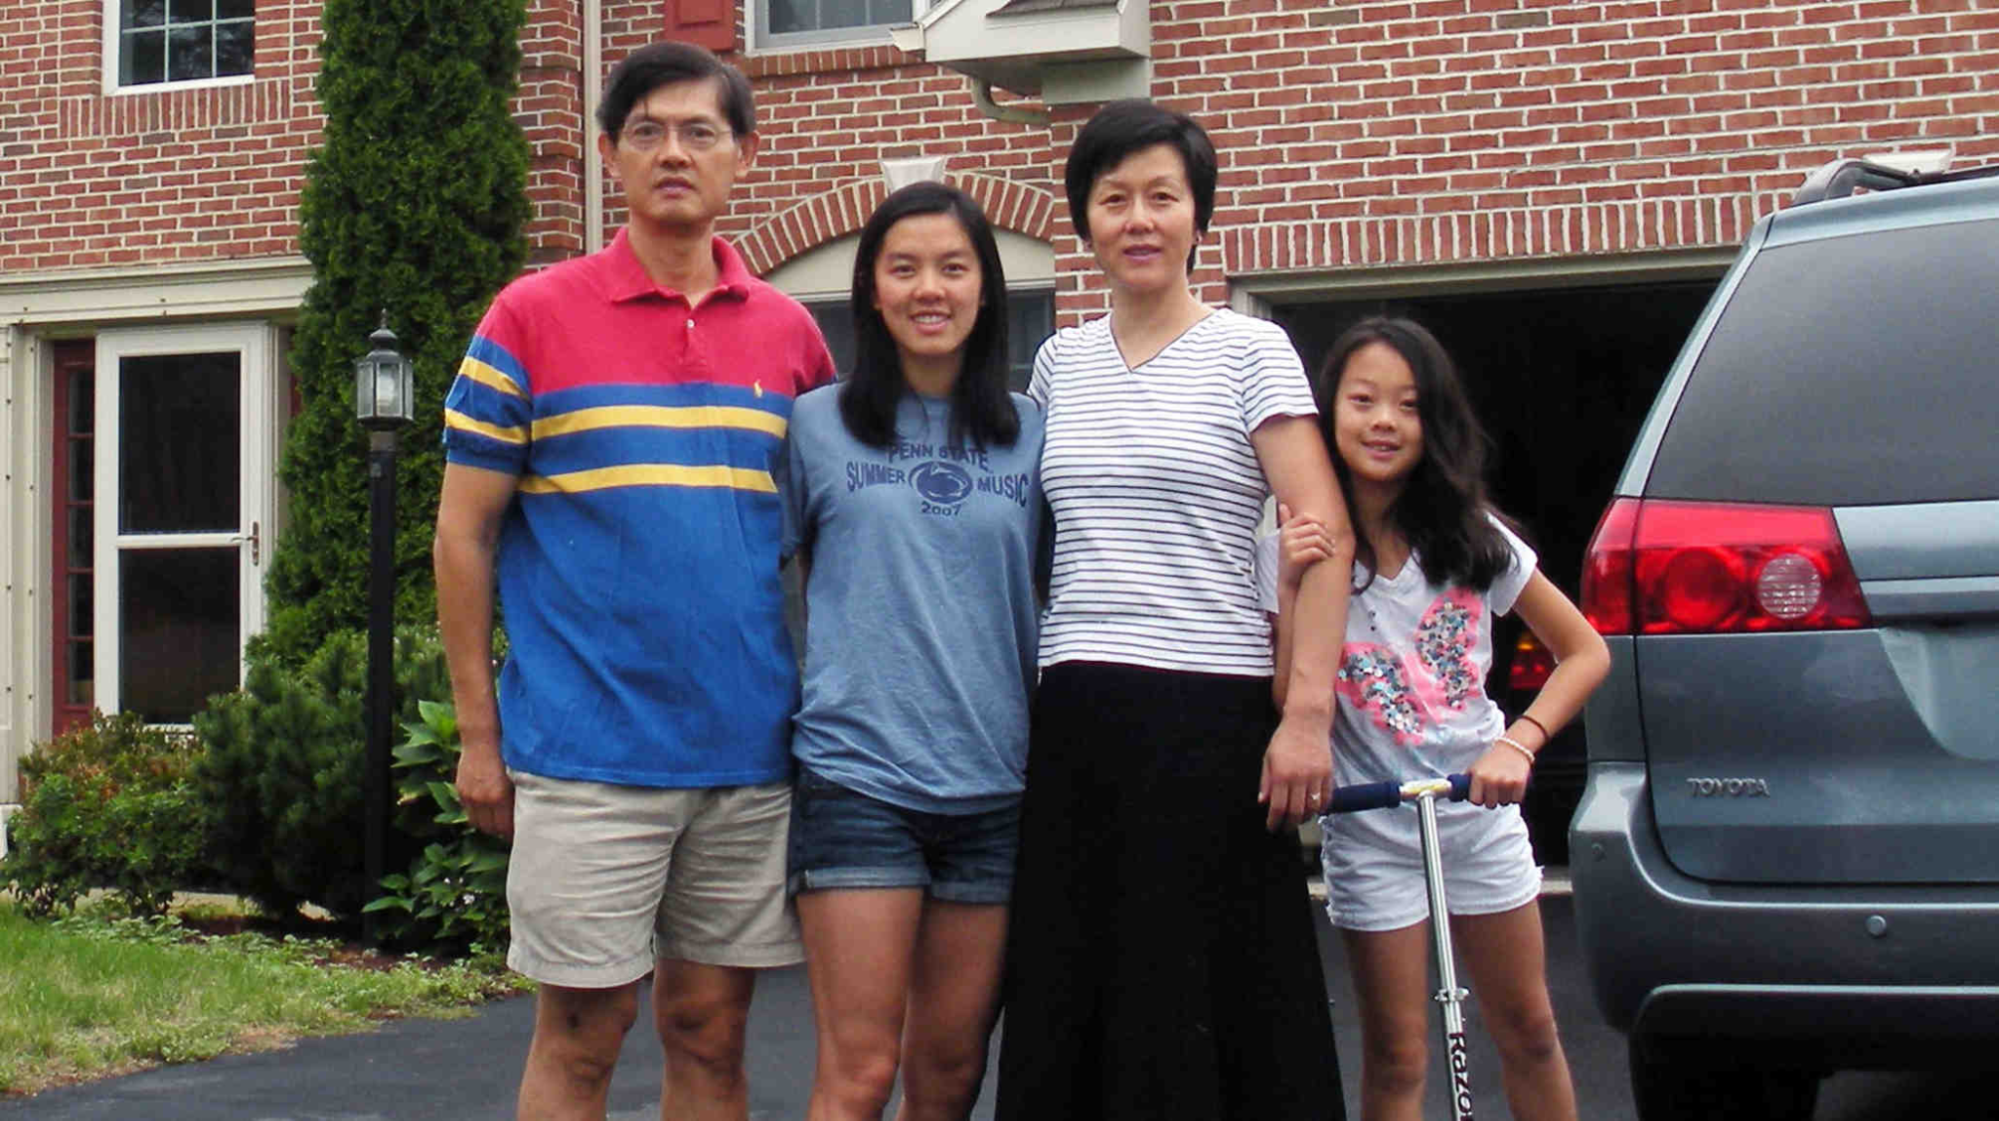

{"left": 737, "top": 174, "right": 1055, "bottom": 276}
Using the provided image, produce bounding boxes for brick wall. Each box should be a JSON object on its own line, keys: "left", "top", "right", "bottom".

{"left": 1148, "top": 0, "right": 1999, "bottom": 319}
{"left": 4, "top": 0, "right": 1992, "bottom": 321}
{"left": 0, "top": 0, "right": 594, "bottom": 275}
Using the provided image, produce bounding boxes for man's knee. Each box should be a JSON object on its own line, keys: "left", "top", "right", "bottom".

{"left": 531, "top": 985, "right": 641, "bottom": 1089}
{"left": 656, "top": 979, "right": 753, "bottom": 1077}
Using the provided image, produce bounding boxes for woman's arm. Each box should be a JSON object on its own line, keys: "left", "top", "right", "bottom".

{"left": 1464, "top": 570, "right": 1611, "bottom": 807}
{"left": 1268, "top": 504, "right": 1335, "bottom": 709}
{"left": 1250, "top": 416, "right": 1355, "bottom": 830}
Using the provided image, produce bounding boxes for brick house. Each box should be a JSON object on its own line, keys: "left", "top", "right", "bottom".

{"left": 2, "top": 0, "right": 1993, "bottom": 818}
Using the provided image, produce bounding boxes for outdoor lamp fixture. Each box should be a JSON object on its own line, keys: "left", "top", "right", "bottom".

{"left": 354, "top": 317, "right": 415, "bottom": 430}
{"left": 355, "top": 313, "right": 414, "bottom": 948}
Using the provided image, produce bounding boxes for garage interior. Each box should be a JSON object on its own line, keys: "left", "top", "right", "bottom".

{"left": 1271, "top": 278, "right": 1719, "bottom": 862}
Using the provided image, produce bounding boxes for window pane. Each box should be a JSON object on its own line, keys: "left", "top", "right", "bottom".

{"left": 805, "top": 301, "right": 857, "bottom": 379}
{"left": 215, "top": 19, "right": 252, "bottom": 75}
{"left": 68, "top": 504, "right": 94, "bottom": 570}
{"left": 68, "top": 368, "right": 94, "bottom": 435}
{"left": 1648, "top": 218, "right": 1999, "bottom": 506}
{"left": 869, "top": 0, "right": 912, "bottom": 21}
{"left": 120, "top": 352, "right": 240, "bottom": 533}
{"left": 124, "top": 0, "right": 166, "bottom": 29}
{"left": 216, "top": 0, "right": 253, "bottom": 17}
{"left": 768, "top": 0, "right": 812, "bottom": 35}
{"left": 69, "top": 576, "right": 94, "bottom": 638}
{"left": 122, "top": 29, "right": 166, "bottom": 85}
{"left": 120, "top": 549, "right": 238, "bottom": 725}
{"left": 1007, "top": 293, "right": 1054, "bottom": 393}
{"left": 820, "top": 0, "right": 869, "bottom": 30}
{"left": 69, "top": 435, "right": 94, "bottom": 508}
{"left": 168, "top": 24, "right": 213, "bottom": 81}
{"left": 67, "top": 641, "right": 94, "bottom": 707}
{"left": 168, "top": 0, "right": 213, "bottom": 23}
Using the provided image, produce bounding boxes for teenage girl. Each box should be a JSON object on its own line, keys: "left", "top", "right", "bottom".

{"left": 1259, "top": 316, "right": 1609, "bottom": 1121}
{"left": 784, "top": 181, "right": 1042, "bottom": 1121}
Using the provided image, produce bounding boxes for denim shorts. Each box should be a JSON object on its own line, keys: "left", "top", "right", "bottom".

{"left": 787, "top": 768, "right": 1021, "bottom": 905}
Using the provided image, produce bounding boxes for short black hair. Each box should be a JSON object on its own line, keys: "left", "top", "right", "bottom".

{"left": 1064, "top": 99, "right": 1218, "bottom": 253}
{"left": 597, "top": 41, "right": 755, "bottom": 140}
{"left": 840, "top": 182, "right": 1020, "bottom": 451}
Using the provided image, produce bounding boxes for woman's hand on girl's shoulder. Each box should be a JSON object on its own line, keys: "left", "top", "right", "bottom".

{"left": 1276, "top": 502, "right": 1335, "bottom": 594}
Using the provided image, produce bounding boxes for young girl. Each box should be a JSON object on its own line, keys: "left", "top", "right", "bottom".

{"left": 1259, "top": 316, "right": 1609, "bottom": 1121}
{"left": 784, "top": 181, "right": 1042, "bottom": 1121}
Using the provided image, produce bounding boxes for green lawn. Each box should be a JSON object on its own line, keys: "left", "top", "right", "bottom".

{"left": 0, "top": 900, "right": 527, "bottom": 1095}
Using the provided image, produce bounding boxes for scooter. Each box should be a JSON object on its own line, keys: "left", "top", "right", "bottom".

{"left": 1324, "top": 774, "right": 1477, "bottom": 1121}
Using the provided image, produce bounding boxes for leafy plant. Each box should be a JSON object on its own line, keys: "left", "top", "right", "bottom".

{"left": 0, "top": 712, "right": 208, "bottom": 918}
{"left": 364, "top": 699, "right": 511, "bottom": 955}
{"left": 190, "top": 627, "right": 451, "bottom": 921}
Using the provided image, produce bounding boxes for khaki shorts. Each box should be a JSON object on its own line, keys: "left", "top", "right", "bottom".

{"left": 505, "top": 771, "right": 803, "bottom": 988}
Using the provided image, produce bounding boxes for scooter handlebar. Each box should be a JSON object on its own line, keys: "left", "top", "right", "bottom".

{"left": 1323, "top": 774, "right": 1472, "bottom": 814}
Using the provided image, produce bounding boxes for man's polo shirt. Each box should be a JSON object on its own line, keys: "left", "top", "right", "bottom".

{"left": 442, "top": 229, "right": 836, "bottom": 788}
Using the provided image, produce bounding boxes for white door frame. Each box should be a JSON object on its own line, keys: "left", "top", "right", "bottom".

{"left": 91, "top": 322, "right": 280, "bottom": 718}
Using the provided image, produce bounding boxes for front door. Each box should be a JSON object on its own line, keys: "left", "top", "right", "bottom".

{"left": 88, "top": 325, "right": 278, "bottom": 724}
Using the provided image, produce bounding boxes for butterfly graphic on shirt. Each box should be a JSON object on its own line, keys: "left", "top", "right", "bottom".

{"left": 1335, "top": 588, "right": 1483, "bottom": 746}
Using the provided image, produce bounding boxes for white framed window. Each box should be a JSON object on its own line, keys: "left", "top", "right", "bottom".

{"left": 753, "top": 0, "right": 922, "bottom": 51}
{"left": 91, "top": 323, "right": 281, "bottom": 724}
{"left": 104, "top": 0, "right": 255, "bottom": 93}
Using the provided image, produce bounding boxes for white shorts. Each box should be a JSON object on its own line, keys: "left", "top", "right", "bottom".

{"left": 1321, "top": 807, "right": 1542, "bottom": 932}
{"left": 505, "top": 770, "right": 804, "bottom": 989}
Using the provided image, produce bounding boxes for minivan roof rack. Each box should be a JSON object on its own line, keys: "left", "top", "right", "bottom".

{"left": 1792, "top": 157, "right": 1999, "bottom": 206}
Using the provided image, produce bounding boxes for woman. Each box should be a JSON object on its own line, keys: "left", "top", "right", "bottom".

{"left": 783, "top": 181, "right": 1044, "bottom": 1121}
{"left": 994, "top": 100, "right": 1355, "bottom": 1120}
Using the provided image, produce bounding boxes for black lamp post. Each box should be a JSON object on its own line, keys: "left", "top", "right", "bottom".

{"left": 354, "top": 314, "right": 414, "bottom": 947}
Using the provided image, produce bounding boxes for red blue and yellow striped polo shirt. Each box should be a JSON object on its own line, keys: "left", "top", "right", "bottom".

{"left": 443, "top": 230, "right": 835, "bottom": 787}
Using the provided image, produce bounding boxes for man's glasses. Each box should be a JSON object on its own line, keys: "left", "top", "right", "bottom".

{"left": 621, "top": 119, "right": 732, "bottom": 153}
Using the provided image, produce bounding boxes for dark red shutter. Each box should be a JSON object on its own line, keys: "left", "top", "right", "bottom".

{"left": 664, "top": 0, "right": 736, "bottom": 51}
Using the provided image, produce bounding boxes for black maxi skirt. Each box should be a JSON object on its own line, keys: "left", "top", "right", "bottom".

{"left": 995, "top": 661, "right": 1345, "bottom": 1121}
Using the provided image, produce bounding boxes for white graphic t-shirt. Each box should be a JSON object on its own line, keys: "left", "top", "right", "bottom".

{"left": 1255, "top": 517, "right": 1536, "bottom": 863}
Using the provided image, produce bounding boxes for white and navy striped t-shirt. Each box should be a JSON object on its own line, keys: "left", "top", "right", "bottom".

{"left": 1030, "top": 308, "right": 1317, "bottom": 677}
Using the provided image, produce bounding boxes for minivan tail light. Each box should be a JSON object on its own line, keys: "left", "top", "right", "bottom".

{"left": 1583, "top": 498, "right": 1870, "bottom": 636}
{"left": 1582, "top": 498, "right": 1640, "bottom": 634}
{"left": 1508, "top": 631, "right": 1554, "bottom": 693}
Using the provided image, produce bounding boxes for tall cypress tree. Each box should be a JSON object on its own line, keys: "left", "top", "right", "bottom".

{"left": 265, "top": 0, "right": 530, "bottom": 662}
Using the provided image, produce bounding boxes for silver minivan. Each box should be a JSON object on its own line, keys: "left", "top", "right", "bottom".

{"left": 1570, "top": 158, "right": 1999, "bottom": 1120}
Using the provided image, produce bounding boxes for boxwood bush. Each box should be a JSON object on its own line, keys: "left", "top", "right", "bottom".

{"left": 1, "top": 712, "right": 209, "bottom": 917}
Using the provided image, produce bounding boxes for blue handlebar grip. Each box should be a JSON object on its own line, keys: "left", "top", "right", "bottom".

{"left": 1325, "top": 780, "right": 1404, "bottom": 813}
{"left": 1448, "top": 773, "right": 1472, "bottom": 802}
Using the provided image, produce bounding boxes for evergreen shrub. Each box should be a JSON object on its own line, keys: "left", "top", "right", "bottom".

{"left": 1, "top": 712, "right": 208, "bottom": 917}
{"left": 190, "top": 627, "right": 452, "bottom": 920}
{"left": 262, "top": 0, "right": 529, "bottom": 664}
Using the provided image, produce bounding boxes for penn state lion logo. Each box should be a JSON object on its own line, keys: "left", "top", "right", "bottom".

{"left": 910, "top": 461, "right": 974, "bottom": 507}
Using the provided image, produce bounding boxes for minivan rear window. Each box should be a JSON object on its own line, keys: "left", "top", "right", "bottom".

{"left": 1645, "top": 216, "right": 1999, "bottom": 506}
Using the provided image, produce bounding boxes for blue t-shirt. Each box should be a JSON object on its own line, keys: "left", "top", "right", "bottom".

{"left": 783, "top": 386, "right": 1045, "bottom": 814}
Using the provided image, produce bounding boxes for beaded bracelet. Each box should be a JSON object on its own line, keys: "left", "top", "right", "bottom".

{"left": 1495, "top": 735, "right": 1537, "bottom": 766}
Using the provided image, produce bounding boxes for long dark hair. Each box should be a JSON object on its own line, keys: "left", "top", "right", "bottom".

{"left": 840, "top": 181, "right": 1019, "bottom": 450}
{"left": 1316, "top": 316, "right": 1514, "bottom": 592}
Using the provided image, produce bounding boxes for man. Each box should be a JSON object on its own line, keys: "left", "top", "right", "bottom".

{"left": 434, "top": 42, "right": 835, "bottom": 1121}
